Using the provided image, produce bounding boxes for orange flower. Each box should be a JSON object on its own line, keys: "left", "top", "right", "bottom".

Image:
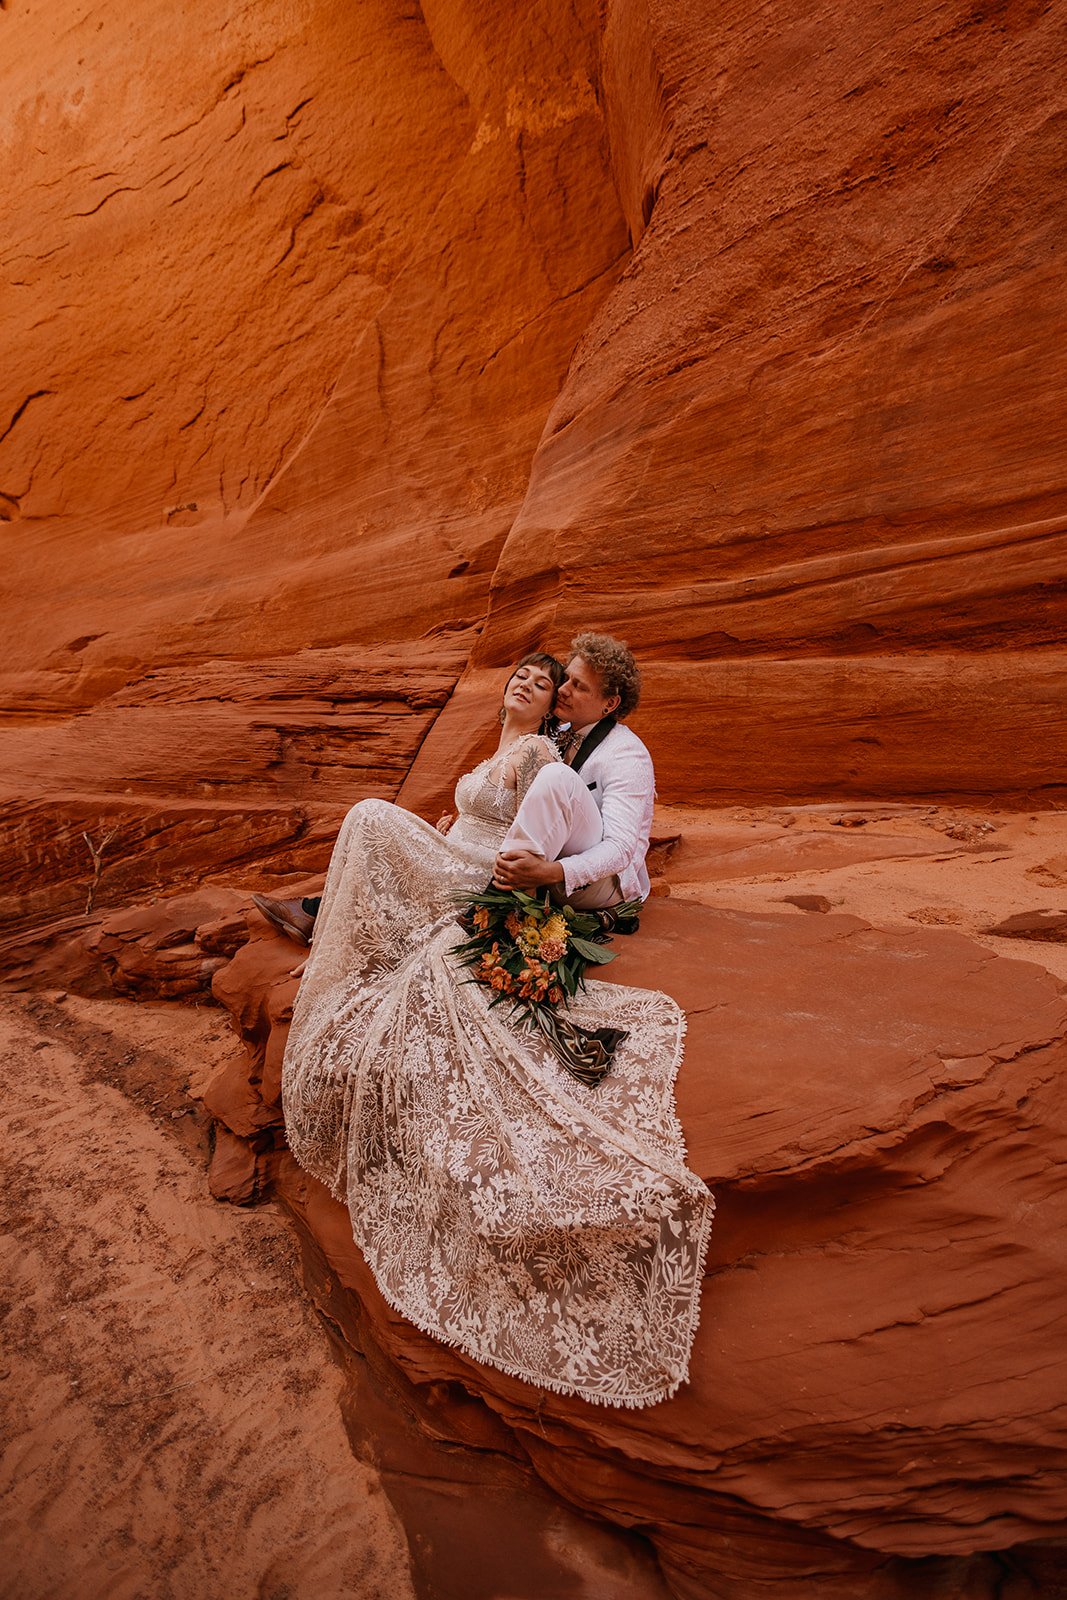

{"left": 548, "top": 985, "right": 563, "bottom": 1005}
{"left": 473, "top": 906, "right": 490, "bottom": 930}
{"left": 505, "top": 911, "right": 522, "bottom": 936}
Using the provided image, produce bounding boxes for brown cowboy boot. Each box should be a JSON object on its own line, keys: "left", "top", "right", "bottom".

{"left": 251, "top": 894, "right": 316, "bottom": 947}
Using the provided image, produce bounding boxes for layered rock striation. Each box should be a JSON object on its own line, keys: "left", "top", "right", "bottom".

{"left": 0, "top": 0, "right": 626, "bottom": 924}
{"left": 0, "top": 640, "right": 467, "bottom": 926}
{"left": 7, "top": 7, "right": 1067, "bottom": 1588}
{"left": 4, "top": 1, "right": 1067, "bottom": 937}
{"left": 436, "top": 0, "right": 1067, "bottom": 810}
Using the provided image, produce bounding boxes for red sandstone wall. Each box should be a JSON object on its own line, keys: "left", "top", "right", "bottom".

{"left": 413, "top": 0, "right": 1067, "bottom": 810}
{"left": 3, "top": 0, "right": 1066, "bottom": 924}
{"left": 1, "top": 0, "right": 623, "bottom": 696}
{"left": 0, "top": 0, "right": 626, "bottom": 921}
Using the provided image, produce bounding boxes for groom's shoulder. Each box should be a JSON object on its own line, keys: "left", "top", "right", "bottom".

{"left": 603, "top": 721, "right": 653, "bottom": 765}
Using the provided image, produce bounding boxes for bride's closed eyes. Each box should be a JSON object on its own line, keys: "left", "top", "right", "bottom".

{"left": 504, "top": 667, "right": 556, "bottom": 713}
{"left": 511, "top": 667, "right": 554, "bottom": 690}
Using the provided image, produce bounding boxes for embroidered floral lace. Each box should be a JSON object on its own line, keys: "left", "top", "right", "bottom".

{"left": 282, "top": 733, "right": 714, "bottom": 1407}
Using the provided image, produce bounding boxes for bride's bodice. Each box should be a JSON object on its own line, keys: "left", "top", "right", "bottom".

{"left": 449, "top": 753, "right": 520, "bottom": 853}
{"left": 448, "top": 733, "right": 560, "bottom": 853}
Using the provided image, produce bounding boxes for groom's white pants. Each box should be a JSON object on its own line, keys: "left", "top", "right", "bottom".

{"left": 500, "top": 764, "right": 620, "bottom": 908}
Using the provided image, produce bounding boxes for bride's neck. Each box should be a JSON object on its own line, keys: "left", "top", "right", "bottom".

{"left": 496, "top": 713, "right": 540, "bottom": 752}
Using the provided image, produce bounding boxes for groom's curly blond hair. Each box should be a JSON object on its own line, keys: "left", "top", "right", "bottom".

{"left": 570, "top": 632, "right": 641, "bottom": 719}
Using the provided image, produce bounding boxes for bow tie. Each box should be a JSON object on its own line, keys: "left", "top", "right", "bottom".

{"left": 560, "top": 728, "right": 584, "bottom": 764}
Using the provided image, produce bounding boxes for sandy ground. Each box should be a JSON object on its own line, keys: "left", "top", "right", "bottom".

{"left": 657, "top": 802, "right": 1067, "bottom": 984}
{"left": 0, "top": 991, "right": 415, "bottom": 1600}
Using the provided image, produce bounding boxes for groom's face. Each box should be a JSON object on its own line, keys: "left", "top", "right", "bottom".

{"left": 556, "top": 655, "right": 620, "bottom": 728}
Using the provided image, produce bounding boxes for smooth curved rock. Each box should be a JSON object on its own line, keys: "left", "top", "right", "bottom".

{"left": 3, "top": 3, "right": 1066, "bottom": 941}
{"left": 448, "top": 0, "right": 1067, "bottom": 801}
{"left": 6, "top": 9, "right": 1067, "bottom": 1590}
{"left": 0, "top": 0, "right": 626, "bottom": 925}
{"left": 195, "top": 894, "right": 1067, "bottom": 1598}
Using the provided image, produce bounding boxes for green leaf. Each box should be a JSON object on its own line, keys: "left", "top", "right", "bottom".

{"left": 569, "top": 937, "right": 617, "bottom": 965}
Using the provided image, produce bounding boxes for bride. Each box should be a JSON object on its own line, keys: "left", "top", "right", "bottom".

{"left": 282, "top": 653, "right": 714, "bottom": 1408}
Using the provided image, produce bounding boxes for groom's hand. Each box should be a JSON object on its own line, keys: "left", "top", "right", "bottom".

{"left": 492, "top": 850, "right": 565, "bottom": 891}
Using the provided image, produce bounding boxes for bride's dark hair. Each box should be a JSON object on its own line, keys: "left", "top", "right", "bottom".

{"left": 511, "top": 652, "right": 565, "bottom": 690}
{"left": 503, "top": 652, "right": 565, "bottom": 735}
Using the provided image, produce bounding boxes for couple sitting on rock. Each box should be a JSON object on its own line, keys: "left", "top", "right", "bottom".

{"left": 254, "top": 632, "right": 656, "bottom": 948}
{"left": 277, "top": 633, "right": 714, "bottom": 1410}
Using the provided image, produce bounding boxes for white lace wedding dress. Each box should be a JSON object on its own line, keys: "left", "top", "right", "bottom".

{"left": 282, "top": 733, "right": 714, "bottom": 1408}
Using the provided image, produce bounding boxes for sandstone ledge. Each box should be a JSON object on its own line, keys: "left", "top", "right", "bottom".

{"left": 134, "top": 888, "right": 1067, "bottom": 1599}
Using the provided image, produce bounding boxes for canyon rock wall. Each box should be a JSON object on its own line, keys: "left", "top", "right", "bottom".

{"left": 411, "top": 0, "right": 1067, "bottom": 815}
{"left": 7, "top": 9, "right": 1067, "bottom": 1592}
{"left": 0, "top": 0, "right": 625, "bottom": 923}
{"left": 3, "top": 0, "right": 1066, "bottom": 915}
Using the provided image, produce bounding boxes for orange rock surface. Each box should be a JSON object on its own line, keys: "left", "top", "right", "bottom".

{"left": 0, "top": 0, "right": 626, "bottom": 923}
{"left": 467, "top": 0, "right": 1067, "bottom": 795}
{"left": 74, "top": 884, "right": 1062, "bottom": 1599}
{"left": 4, "top": 5, "right": 1067, "bottom": 1590}
{"left": 3, "top": 1, "right": 1067, "bottom": 940}
{"left": 8, "top": 806, "right": 1067, "bottom": 1594}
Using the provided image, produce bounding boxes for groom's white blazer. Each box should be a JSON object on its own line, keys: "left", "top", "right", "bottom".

{"left": 559, "top": 722, "right": 654, "bottom": 904}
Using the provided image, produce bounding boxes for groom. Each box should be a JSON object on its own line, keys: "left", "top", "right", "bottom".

{"left": 252, "top": 631, "right": 653, "bottom": 943}
{"left": 492, "top": 631, "right": 653, "bottom": 910}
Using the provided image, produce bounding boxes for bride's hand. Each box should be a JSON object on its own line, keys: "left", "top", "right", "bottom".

{"left": 436, "top": 812, "right": 454, "bottom": 834}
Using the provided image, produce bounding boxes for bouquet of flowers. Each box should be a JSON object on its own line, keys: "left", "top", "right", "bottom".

{"left": 452, "top": 887, "right": 642, "bottom": 1087}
